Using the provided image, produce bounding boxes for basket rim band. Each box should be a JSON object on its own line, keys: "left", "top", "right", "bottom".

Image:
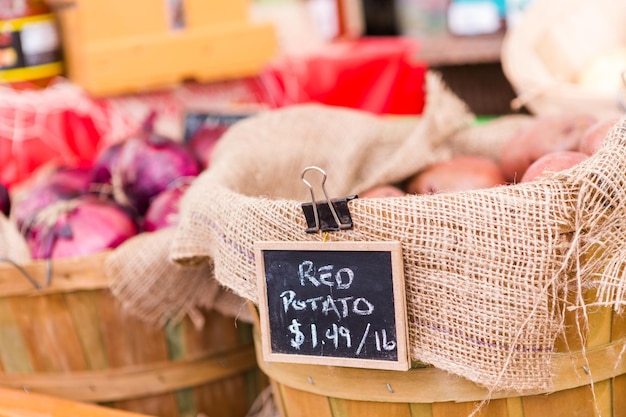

{"left": 0, "top": 344, "right": 257, "bottom": 402}
{"left": 255, "top": 331, "right": 626, "bottom": 403}
{"left": 0, "top": 252, "right": 110, "bottom": 297}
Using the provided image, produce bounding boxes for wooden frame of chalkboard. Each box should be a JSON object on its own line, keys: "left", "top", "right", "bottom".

{"left": 255, "top": 240, "right": 410, "bottom": 371}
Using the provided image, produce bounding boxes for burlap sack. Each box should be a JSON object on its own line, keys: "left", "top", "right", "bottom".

{"left": 106, "top": 227, "right": 220, "bottom": 328}
{"left": 109, "top": 71, "right": 626, "bottom": 392}
{"left": 213, "top": 287, "right": 257, "bottom": 324}
{"left": 169, "top": 71, "right": 585, "bottom": 393}
{"left": 105, "top": 73, "right": 527, "bottom": 334}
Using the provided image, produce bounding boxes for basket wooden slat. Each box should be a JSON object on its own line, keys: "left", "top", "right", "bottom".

{"left": 0, "top": 252, "right": 267, "bottom": 417}
{"left": 0, "top": 253, "right": 109, "bottom": 297}
{"left": 257, "top": 332, "right": 626, "bottom": 401}
{"left": 64, "top": 292, "right": 109, "bottom": 370}
{"left": 0, "top": 345, "right": 256, "bottom": 402}
{"left": 0, "top": 386, "right": 152, "bottom": 417}
{"left": 0, "top": 301, "right": 32, "bottom": 374}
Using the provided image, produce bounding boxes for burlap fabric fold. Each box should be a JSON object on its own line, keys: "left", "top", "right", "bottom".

{"left": 106, "top": 227, "right": 220, "bottom": 328}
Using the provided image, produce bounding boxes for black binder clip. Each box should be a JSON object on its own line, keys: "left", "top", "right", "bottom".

{"left": 300, "top": 166, "right": 356, "bottom": 234}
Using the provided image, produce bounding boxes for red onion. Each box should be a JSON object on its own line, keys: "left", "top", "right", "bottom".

{"left": 112, "top": 131, "right": 200, "bottom": 215}
{"left": 47, "top": 166, "right": 92, "bottom": 193}
{"left": 143, "top": 180, "right": 191, "bottom": 232}
{"left": 0, "top": 183, "right": 9, "bottom": 217}
{"left": 12, "top": 165, "right": 91, "bottom": 233}
{"left": 25, "top": 195, "right": 138, "bottom": 259}
{"left": 89, "top": 142, "right": 124, "bottom": 187}
{"left": 187, "top": 125, "right": 228, "bottom": 169}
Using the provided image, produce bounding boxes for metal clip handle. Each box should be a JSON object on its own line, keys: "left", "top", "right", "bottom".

{"left": 301, "top": 166, "right": 355, "bottom": 234}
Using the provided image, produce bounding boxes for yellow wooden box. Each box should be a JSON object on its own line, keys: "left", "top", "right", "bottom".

{"left": 48, "top": 0, "right": 277, "bottom": 97}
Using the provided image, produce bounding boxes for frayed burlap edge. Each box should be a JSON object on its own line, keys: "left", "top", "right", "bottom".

{"left": 106, "top": 227, "right": 220, "bottom": 329}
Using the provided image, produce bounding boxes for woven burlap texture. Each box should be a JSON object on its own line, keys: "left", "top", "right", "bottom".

{"left": 106, "top": 227, "right": 221, "bottom": 328}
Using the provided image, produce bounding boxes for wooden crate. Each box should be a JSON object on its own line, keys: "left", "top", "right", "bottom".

{"left": 48, "top": 0, "right": 277, "bottom": 97}
{"left": 253, "top": 289, "right": 626, "bottom": 417}
{"left": 0, "top": 252, "right": 268, "bottom": 417}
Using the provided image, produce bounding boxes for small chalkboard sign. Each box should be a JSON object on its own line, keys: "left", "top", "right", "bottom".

{"left": 182, "top": 110, "right": 254, "bottom": 142}
{"left": 255, "top": 240, "right": 409, "bottom": 371}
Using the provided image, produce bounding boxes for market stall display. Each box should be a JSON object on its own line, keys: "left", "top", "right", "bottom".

{"left": 0, "top": 106, "right": 267, "bottom": 417}
{"left": 1, "top": 2, "right": 625, "bottom": 416}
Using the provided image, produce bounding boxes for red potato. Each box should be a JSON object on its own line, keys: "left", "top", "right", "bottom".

{"left": 578, "top": 117, "right": 621, "bottom": 155}
{"left": 520, "top": 151, "right": 589, "bottom": 183}
{"left": 499, "top": 113, "right": 597, "bottom": 182}
{"left": 406, "top": 155, "right": 506, "bottom": 194}
{"left": 359, "top": 184, "right": 406, "bottom": 198}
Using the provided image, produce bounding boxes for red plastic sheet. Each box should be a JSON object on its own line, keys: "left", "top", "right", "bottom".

{"left": 0, "top": 85, "right": 113, "bottom": 188}
{"left": 262, "top": 37, "right": 427, "bottom": 115}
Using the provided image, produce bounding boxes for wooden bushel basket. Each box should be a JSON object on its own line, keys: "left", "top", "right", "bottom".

{"left": 0, "top": 252, "right": 267, "bottom": 417}
{"left": 253, "top": 285, "right": 626, "bottom": 416}
{"left": 161, "top": 81, "right": 626, "bottom": 416}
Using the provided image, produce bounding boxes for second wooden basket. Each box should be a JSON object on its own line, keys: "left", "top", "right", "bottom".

{"left": 0, "top": 252, "right": 267, "bottom": 417}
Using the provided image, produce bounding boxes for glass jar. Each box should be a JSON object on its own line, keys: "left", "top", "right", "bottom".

{"left": 0, "top": 0, "right": 64, "bottom": 89}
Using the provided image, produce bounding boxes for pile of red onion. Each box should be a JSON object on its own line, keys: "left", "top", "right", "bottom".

{"left": 8, "top": 112, "right": 221, "bottom": 260}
